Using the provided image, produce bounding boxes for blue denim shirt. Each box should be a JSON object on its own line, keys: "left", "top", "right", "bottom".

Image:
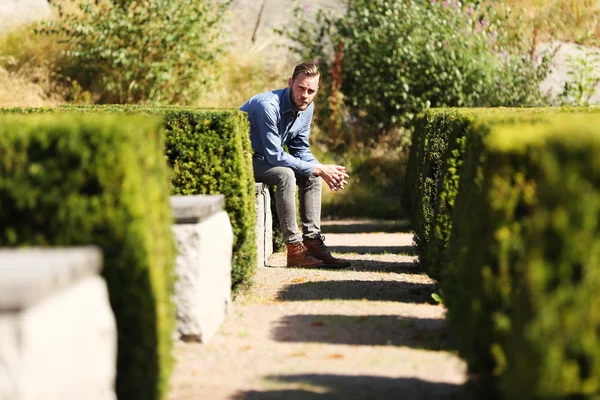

{"left": 239, "top": 87, "right": 318, "bottom": 177}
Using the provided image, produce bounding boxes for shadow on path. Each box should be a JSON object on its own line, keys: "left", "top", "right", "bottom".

{"left": 272, "top": 314, "right": 451, "bottom": 350}
{"left": 276, "top": 259, "right": 421, "bottom": 274}
{"left": 329, "top": 245, "right": 415, "bottom": 255}
{"left": 322, "top": 219, "right": 412, "bottom": 234}
{"left": 276, "top": 280, "right": 437, "bottom": 304}
{"left": 232, "top": 374, "right": 464, "bottom": 400}
{"left": 343, "top": 259, "right": 420, "bottom": 273}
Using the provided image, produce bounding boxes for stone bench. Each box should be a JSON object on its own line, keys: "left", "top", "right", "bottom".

{"left": 170, "top": 195, "right": 233, "bottom": 343}
{"left": 0, "top": 247, "right": 117, "bottom": 400}
{"left": 254, "top": 183, "right": 273, "bottom": 267}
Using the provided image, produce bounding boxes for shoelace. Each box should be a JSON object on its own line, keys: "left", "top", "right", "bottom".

{"left": 315, "top": 235, "right": 331, "bottom": 255}
{"left": 292, "top": 241, "right": 310, "bottom": 256}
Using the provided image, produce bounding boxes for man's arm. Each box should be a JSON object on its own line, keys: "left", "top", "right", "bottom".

{"left": 253, "top": 102, "right": 317, "bottom": 176}
{"left": 286, "top": 107, "right": 349, "bottom": 191}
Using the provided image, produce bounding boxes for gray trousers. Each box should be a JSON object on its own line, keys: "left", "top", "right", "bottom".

{"left": 253, "top": 156, "right": 322, "bottom": 244}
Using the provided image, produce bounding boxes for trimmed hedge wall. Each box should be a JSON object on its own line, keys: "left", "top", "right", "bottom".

{"left": 402, "top": 115, "right": 427, "bottom": 226}
{"left": 409, "top": 111, "right": 471, "bottom": 272}
{"left": 161, "top": 108, "right": 256, "bottom": 289}
{"left": 407, "top": 108, "right": 600, "bottom": 399}
{"left": 422, "top": 110, "right": 472, "bottom": 280}
{"left": 406, "top": 107, "right": 600, "bottom": 279}
{"left": 2, "top": 105, "right": 257, "bottom": 291}
{"left": 0, "top": 114, "right": 175, "bottom": 400}
{"left": 445, "top": 113, "right": 600, "bottom": 398}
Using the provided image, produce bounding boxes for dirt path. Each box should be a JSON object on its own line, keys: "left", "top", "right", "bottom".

{"left": 168, "top": 220, "right": 467, "bottom": 400}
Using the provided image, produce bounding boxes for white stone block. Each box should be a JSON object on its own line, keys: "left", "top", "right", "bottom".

{"left": 254, "top": 183, "right": 274, "bottom": 267}
{"left": 263, "top": 185, "right": 273, "bottom": 261}
{"left": 255, "top": 183, "right": 266, "bottom": 268}
{"left": 0, "top": 248, "right": 117, "bottom": 400}
{"left": 171, "top": 196, "right": 233, "bottom": 343}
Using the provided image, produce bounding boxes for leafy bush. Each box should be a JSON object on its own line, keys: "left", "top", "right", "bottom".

{"left": 558, "top": 48, "right": 600, "bottom": 106}
{"left": 40, "top": 0, "right": 229, "bottom": 104}
{"left": 313, "top": 138, "right": 407, "bottom": 218}
{"left": 0, "top": 114, "right": 175, "bottom": 400}
{"left": 281, "top": 0, "right": 551, "bottom": 138}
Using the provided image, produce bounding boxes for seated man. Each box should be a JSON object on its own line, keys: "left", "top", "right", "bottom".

{"left": 240, "top": 61, "right": 350, "bottom": 268}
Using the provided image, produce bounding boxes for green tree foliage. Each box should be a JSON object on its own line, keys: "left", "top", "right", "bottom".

{"left": 41, "top": 0, "right": 229, "bottom": 104}
{"left": 281, "top": 0, "right": 552, "bottom": 137}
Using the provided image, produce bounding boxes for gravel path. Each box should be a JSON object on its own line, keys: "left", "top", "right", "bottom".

{"left": 168, "top": 220, "right": 467, "bottom": 400}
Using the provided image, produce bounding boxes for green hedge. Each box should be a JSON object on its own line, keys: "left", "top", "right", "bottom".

{"left": 162, "top": 108, "right": 256, "bottom": 288}
{"left": 422, "top": 110, "right": 473, "bottom": 280}
{"left": 409, "top": 111, "right": 470, "bottom": 271}
{"left": 0, "top": 114, "right": 175, "bottom": 400}
{"left": 443, "top": 112, "right": 600, "bottom": 398}
{"left": 402, "top": 115, "right": 427, "bottom": 226}
{"left": 2, "top": 105, "right": 257, "bottom": 290}
{"left": 407, "top": 107, "right": 600, "bottom": 279}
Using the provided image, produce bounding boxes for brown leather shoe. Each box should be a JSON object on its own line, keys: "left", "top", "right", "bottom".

{"left": 304, "top": 235, "right": 351, "bottom": 268}
{"left": 286, "top": 242, "right": 323, "bottom": 267}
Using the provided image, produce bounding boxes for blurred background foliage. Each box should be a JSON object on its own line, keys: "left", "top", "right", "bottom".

{"left": 1, "top": 0, "right": 598, "bottom": 218}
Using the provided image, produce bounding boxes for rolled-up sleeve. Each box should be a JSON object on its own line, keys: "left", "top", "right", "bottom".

{"left": 252, "top": 102, "right": 317, "bottom": 176}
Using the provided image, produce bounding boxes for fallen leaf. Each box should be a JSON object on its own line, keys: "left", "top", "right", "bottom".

{"left": 240, "top": 345, "right": 252, "bottom": 352}
{"left": 287, "top": 352, "right": 308, "bottom": 358}
{"left": 327, "top": 353, "right": 345, "bottom": 359}
{"left": 310, "top": 321, "right": 325, "bottom": 327}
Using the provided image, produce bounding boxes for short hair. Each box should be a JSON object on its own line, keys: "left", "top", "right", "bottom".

{"left": 291, "top": 62, "right": 320, "bottom": 81}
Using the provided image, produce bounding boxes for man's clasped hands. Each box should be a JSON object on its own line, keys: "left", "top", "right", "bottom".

{"left": 313, "top": 164, "right": 350, "bottom": 191}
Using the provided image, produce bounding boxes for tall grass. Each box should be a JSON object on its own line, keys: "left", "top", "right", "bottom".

{"left": 497, "top": 0, "right": 599, "bottom": 46}
{"left": 0, "top": 25, "right": 68, "bottom": 107}
{"left": 0, "top": 65, "right": 64, "bottom": 107}
{"left": 196, "top": 42, "right": 295, "bottom": 108}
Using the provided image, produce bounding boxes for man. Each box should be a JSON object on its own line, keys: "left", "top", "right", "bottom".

{"left": 240, "top": 61, "right": 350, "bottom": 268}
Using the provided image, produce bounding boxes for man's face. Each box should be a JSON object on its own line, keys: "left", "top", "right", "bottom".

{"left": 288, "top": 72, "right": 320, "bottom": 111}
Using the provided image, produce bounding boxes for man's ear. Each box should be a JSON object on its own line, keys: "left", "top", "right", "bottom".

{"left": 288, "top": 78, "right": 293, "bottom": 88}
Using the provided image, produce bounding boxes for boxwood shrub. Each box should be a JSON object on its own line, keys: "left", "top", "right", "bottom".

{"left": 407, "top": 107, "right": 600, "bottom": 279}
{"left": 0, "top": 114, "right": 175, "bottom": 400}
{"left": 422, "top": 110, "right": 473, "bottom": 280}
{"left": 2, "top": 105, "right": 257, "bottom": 291}
{"left": 402, "top": 115, "right": 427, "bottom": 226}
{"left": 444, "top": 112, "right": 600, "bottom": 398}
{"left": 161, "top": 108, "right": 256, "bottom": 288}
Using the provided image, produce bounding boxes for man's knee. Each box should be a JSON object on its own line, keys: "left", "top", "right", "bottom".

{"left": 274, "top": 167, "right": 296, "bottom": 187}
{"left": 305, "top": 174, "right": 322, "bottom": 190}
{"left": 309, "top": 174, "right": 321, "bottom": 186}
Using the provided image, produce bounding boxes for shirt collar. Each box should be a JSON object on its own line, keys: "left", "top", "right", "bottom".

{"left": 281, "top": 87, "right": 294, "bottom": 115}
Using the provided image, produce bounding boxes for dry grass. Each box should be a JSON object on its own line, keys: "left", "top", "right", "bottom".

{"left": 0, "top": 19, "right": 68, "bottom": 107}
{"left": 0, "top": 0, "right": 101, "bottom": 107}
{"left": 496, "top": 0, "right": 600, "bottom": 45}
{"left": 0, "top": 66, "right": 63, "bottom": 107}
{"left": 196, "top": 42, "right": 296, "bottom": 108}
